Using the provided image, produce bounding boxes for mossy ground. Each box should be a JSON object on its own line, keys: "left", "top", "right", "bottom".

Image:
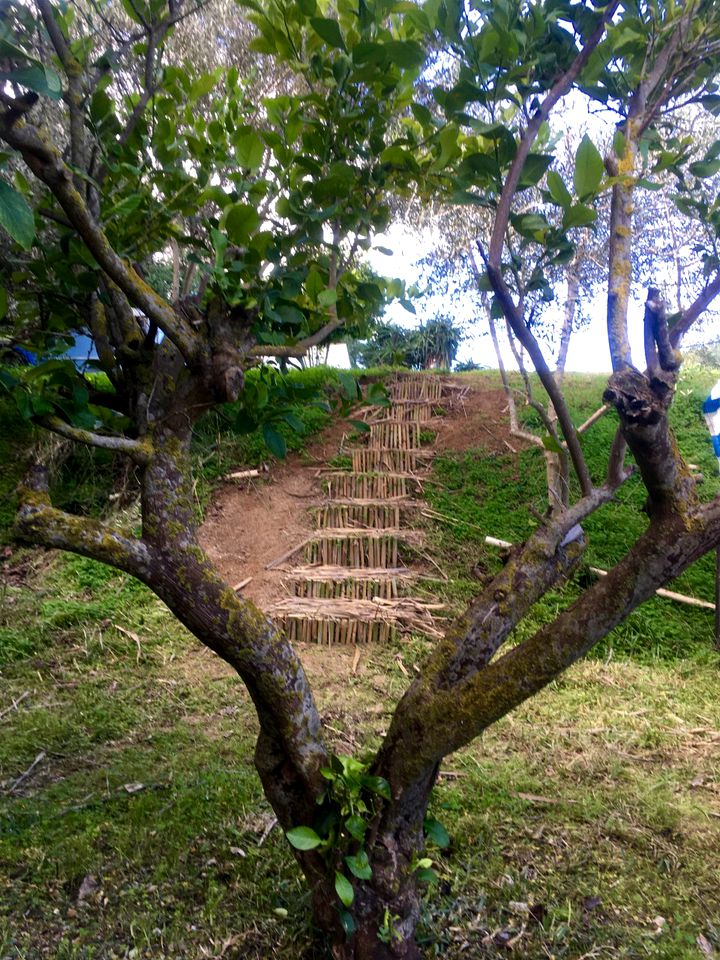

{"left": 1, "top": 365, "right": 719, "bottom": 959}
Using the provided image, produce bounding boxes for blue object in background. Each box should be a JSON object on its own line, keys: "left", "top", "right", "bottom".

{"left": 703, "top": 380, "right": 720, "bottom": 467}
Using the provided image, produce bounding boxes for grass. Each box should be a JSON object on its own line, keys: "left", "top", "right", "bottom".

{"left": 425, "top": 364, "right": 720, "bottom": 664}
{"left": 0, "top": 364, "right": 719, "bottom": 958}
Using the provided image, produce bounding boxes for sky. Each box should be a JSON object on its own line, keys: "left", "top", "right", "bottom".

{"left": 366, "top": 223, "right": 659, "bottom": 374}
{"left": 363, "top": 91, "right": 719, "bottom": 375}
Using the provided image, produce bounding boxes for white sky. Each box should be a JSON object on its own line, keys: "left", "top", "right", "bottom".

{"left": 365, "top": 223, "right": 716, "bottom": 373}
{"left": 363, "top": 86, "right": 719, "bottom": 374}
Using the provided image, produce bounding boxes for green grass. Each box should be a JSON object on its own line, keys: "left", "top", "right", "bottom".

{"left": 0, "top": 365, "right": 719, "bottom": 958}
{"left": 426, "top": 365, "right": 720, "bottom": 664}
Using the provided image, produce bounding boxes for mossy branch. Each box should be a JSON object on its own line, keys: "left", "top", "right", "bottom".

{"left": 0, "top": 117, "right": 198, "bottom": 365}
{"left": 378, "top": 498, "right": 720, "bottom": 796}
{"left": 38, "top": 416, "right": 152, "bottom": 464}
{"left": 16, "top": 464, "right": 152, "bottom": 577}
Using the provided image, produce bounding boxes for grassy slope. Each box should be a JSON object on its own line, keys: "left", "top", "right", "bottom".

{"left": 0, "top": 366, "right": 719, "bottom": 959}
{"left": 427, "top": 366, "right": 720, "bottom": 663}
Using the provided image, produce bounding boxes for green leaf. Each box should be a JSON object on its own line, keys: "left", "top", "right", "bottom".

{"left": 190, "top": 71, "right": 218, "bottom": 100}
{"left": 344, "top": 815, "right": 367, "bottom": 842}
{"left": 518, "top": 153, "right": 553, "bottom": 189}
{"left": 263, "top": 423, "right": 287, "bottom": 459}
{"left": 382, "top": 40, "right": 426, "bottom": 69}
{"left": 562, "top": 203, "right": 597, "bottom": 230}
{"left": 338, "top": 907, "right": 356, "bottom": 936}
{"left": 224, "top": 203, "right": 260, "bottom": 245}
{"left": 305, "top": 269, "right": 325, "bottom": 302}
{"left": 424, "top": 816, "right": 450, "bottom": 848}
{"left": 285, "top": 826, "right": 322, "bottom": 850}
{"left": 234, "top": 130, "right": 265, "bottom": 170}
{"left": 613, "top": 129, "right": 626, "bottom": 158}
{"left": 2, "top": 65, "right": 63, "bottom": 100}
{"left": 416, "top": 867, "right": 438, "bottom": 885}
{"left": 546, "top": 170, "right": 572, "bottom": 208}
{"left": 347, "top": 418, "right": 370, "bottom": 433}
{"left": 310, "top": 17, "right": 346, "bottom": 50}
{"left": 689, "top": 159, "right": 720, "bottom": 179}
{"left": 542, "top": 434, "right": 563, "bottom": 454}
{"left": 317, "top": 288, "right": 337, "bottom": 307}
{"left": 361, "top": 775, "right": 391, "bottom": 800}
{"left": 700, "top": 94, "right": 720, "bottom": 116}
{"left": 345, "top": 850, "right": 372, "bottom": 880}
{"left": 0, "top": 180, "right": 35, "bottom": 249}
{"left": 334, "top": 871, "right": 354, "bottom": 907}
{"left": 282, "top": 412, "right": 306, "bottom": 434}
{"left": 511, "top": 213, "right": 549, "bottom": 239}
{"left": 338, "top": 371, "right": 360, "bottom": 402}
{"left": 573, "top": 134, "right": 604, "bottom": 199}
{"left": 0, "top": 287, "right": 7, "bottom": 321}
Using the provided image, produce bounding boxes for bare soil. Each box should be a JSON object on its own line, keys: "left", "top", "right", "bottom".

{"left": 199, "top": 376, "right": 523, "bottom": 614}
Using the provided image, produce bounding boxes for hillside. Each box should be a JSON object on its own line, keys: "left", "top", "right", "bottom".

{"left": 0, "top": 367, "right": 719, "bottom": 959}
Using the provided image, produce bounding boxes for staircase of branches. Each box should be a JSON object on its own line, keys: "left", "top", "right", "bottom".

{"left": 267, "top": 375, "right": 448, "bottom": 645}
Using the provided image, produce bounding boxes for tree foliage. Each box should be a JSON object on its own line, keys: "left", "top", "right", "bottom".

{"left": 350, "top": 315, "right": 463, "bottom": 369}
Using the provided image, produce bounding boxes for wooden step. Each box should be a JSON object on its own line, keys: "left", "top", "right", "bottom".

{"left": 322, "top": 472, "right": 417, "bottom": 499}
{"left": 303, "top": 529, "right": 424, "bottom": 568}
{"left": 312, "top": 501, "right": 420, "bottom": 529}
{"left": 387, "top": 377, "right": 444, "bottom": 402}
{"left": 350, "top": 448, "right": 432, "bottom": 473}
{"left": 367, "top": 421, "right": 422, "bottom": 450}
{"left": 268, "top": 596, "right": 445, "bottom": 644}
{"left": 284, "top": 565, "right": 417, "bottom": 600}
{"left": 370, "top": 403, "right": 436, "bottom": 423}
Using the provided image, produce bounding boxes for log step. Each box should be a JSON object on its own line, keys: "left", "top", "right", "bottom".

{"left": 350, "top": 448, "right": 432, "bottom": 473}
{"left": 268, "top": 596, "right": 445, "bottom": 643}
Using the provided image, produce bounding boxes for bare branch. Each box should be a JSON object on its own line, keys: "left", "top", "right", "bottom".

{"left": 249, "top": 314, "right": 344, "bottom": 359}
{"left": 669, "top": 272, "right": 720, "bottom": 347}
{"left": 487, "top": 268, "right": 593, "bottom": 496}
{"left": 488, "top": 0, "right": 620, "bottom": 266}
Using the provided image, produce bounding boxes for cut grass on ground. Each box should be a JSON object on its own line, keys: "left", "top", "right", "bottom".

{"left": 0, "top": 366, "right": 719, "bottom": 958}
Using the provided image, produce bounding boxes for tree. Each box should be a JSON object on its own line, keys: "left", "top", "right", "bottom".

{"left": 2, "top": 3, "right": 720, "bottom": 960}
{"left": 350, "top": 316, "right": 463, "bottom": 369}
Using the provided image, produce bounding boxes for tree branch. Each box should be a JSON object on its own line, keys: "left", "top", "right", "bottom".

{"left": 248, "top": 314, "right": 344, "bottom": 359}
{"left": 38, "top": 416, "right": 151, "bottom": 463}
{"left": 488, "top": 0, "right": 620, "bottom": 266}
{"left": 0, "top": 118, "right": 199, "bottom": 364}
{"left": 669, "top": 272, "right": 720, "bottom": 347}
{"left": 378, "top": 497, "right": 720, "bottom": 796}
{"left": 16, "top": 464, "right": 152, "bottom": 576}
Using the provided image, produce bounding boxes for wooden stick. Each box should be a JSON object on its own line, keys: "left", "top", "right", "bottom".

{"left": 484, "top": 536, "right": 716, "bottom": 611}
{"left": 265, "top": 536, "right": 313, "bottom": 569}
{"left": 233, "top": 577, "right": 253, "bottom": 592}
{"left": 577, "top": 403, "right": 610, "bottom": 435}
{"left": 225, "top": 469, "right": 260, "bottom": 481}
{"left": 8, "top": 751, "right": 46, "bottom": 793}
{"left": 0, "top": 690, "right": 29, "bottom": 720}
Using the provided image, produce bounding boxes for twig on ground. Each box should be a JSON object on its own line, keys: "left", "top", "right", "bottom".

{"left": 8, "top": 751, "right": 46, "bottom": 794}
{"left": 0, "top": 690, "right": 29, "bottom": 720}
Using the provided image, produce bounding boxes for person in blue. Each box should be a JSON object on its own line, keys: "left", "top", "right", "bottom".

{"left": 703, "top": 381, "right": 720, "bottom": 470}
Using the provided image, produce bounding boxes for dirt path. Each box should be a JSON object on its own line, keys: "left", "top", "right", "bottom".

{"left": 200, "top": 375, "right": 522, "bottom": 618}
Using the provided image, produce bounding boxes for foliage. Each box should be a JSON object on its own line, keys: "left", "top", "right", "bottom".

{"left": 351, "top": 316, "right": 463, "bottom": 370}
{"left": 1, "top": 0, "right": 720, "bottom": 954}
